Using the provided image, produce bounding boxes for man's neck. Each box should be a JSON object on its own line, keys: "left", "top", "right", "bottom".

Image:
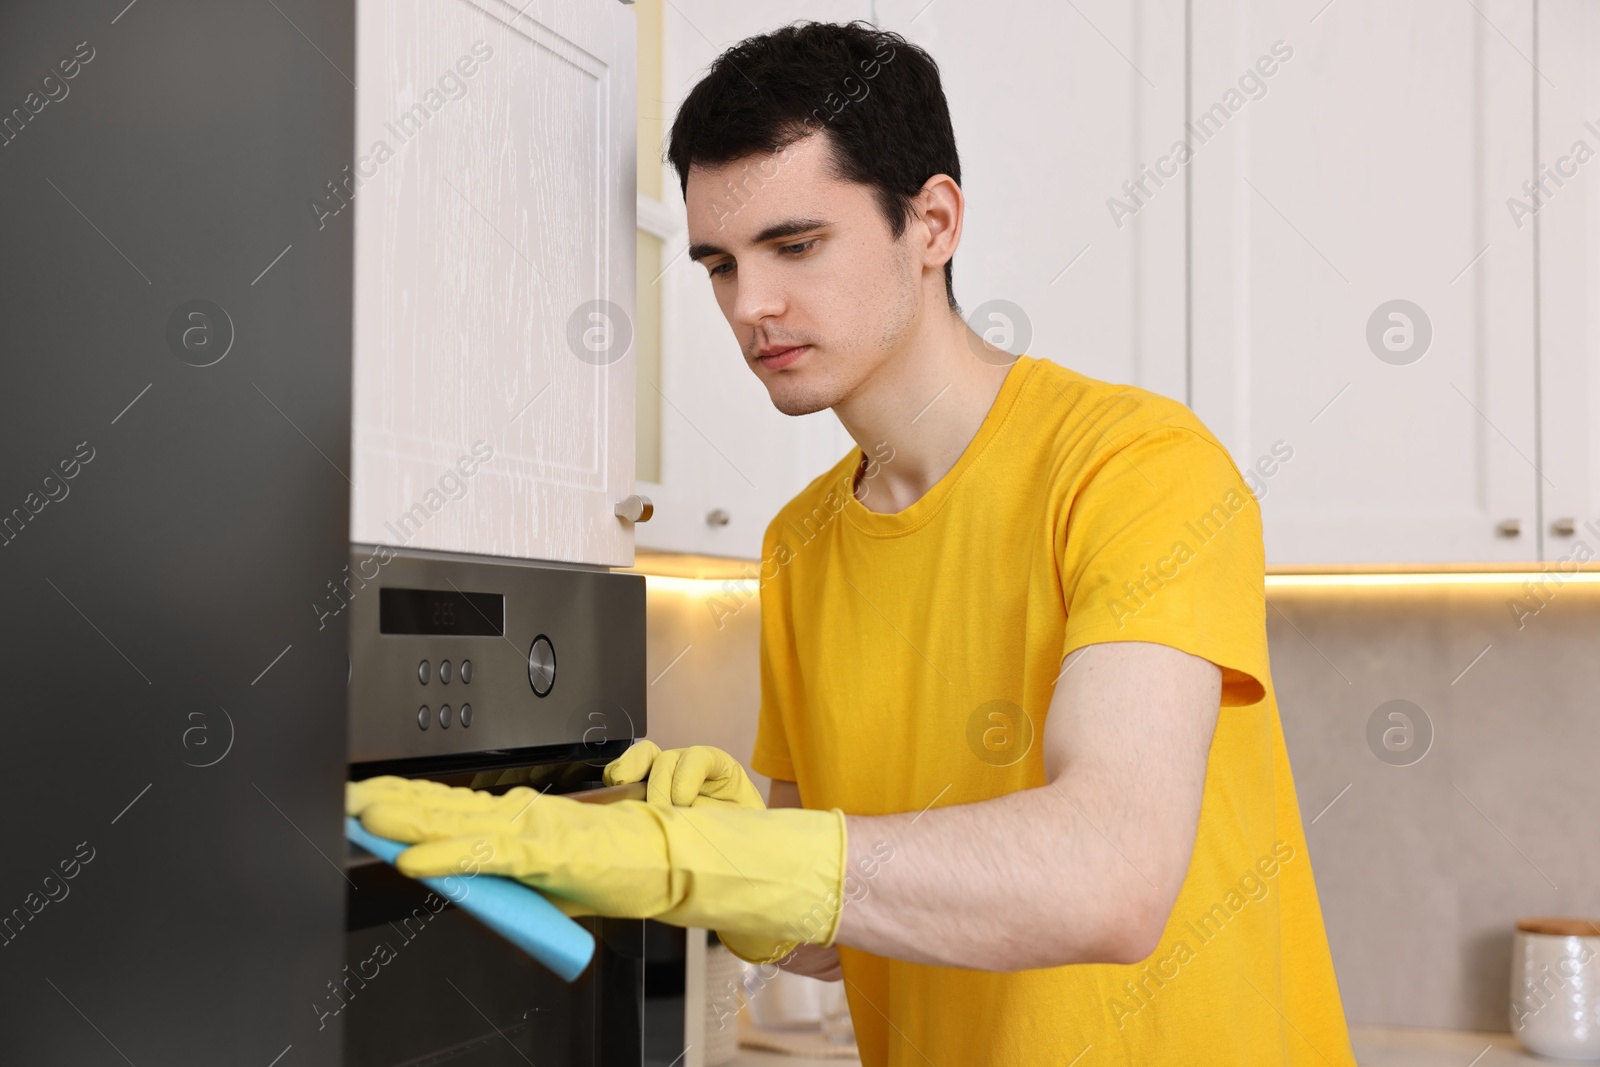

{"left": 838, "top": 313, "right": 1015, "bottom": 513}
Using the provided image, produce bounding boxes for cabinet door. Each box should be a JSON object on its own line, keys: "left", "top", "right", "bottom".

{"left": 650, "top": 188, "right": 856, "bottom": 559}
{"left": 1191, "top": 0, "right": 1538, "bottom": 565}
{"left": 637, "top": 0, "right": 865, "bottom": 560}
{"left": 351, "top": 0, "right": 637, "bottom": 567}
{"left": 1537, "top": 0, "right": 1600, "bottom": 563}
{"left": 875, "top": 0, "right": 1188, "bottom": 400}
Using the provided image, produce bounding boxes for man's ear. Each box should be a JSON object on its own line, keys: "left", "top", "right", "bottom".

{"left": 913, "top": 173, "right": 964, "bottom": 274}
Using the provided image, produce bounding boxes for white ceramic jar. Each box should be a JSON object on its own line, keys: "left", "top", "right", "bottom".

{"left": 1510, "top": 917, "right": 1600, "bottom": 1060}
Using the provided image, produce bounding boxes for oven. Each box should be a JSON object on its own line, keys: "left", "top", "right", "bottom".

{"left": 341, "top": 544, "right": 688, "bottom": 1066}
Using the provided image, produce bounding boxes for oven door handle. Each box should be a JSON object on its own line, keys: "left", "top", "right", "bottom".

{"left": 566, "top": 781, "right": 647, "bottom": 805}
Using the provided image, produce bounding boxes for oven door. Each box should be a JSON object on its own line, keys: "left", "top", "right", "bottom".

{"left": 341, "top": 751, "right": 687, "bottom": 1067}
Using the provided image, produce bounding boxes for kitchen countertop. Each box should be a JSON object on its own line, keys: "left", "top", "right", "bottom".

{"left": 731, "top": 1051, "right": 854, "bottom": 1067}
{"left": 1349, "top": 1024, "right": 1583, "bottom": 1065}
{"left": 728, "top": 1025, "right": 1577, "bottom": 1065}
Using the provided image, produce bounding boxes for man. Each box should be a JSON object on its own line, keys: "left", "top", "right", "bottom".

{"left": 346, "top": 19, "right": 1358, "bottom": 1066}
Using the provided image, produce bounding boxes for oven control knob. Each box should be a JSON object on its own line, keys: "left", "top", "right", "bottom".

{"left": 527, "top": 635, "right": 556, "bottom": 697}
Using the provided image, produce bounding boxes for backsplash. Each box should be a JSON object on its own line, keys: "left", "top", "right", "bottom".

{"left": 641, "top": 575, "right": 1600, "bottom": 1033}
{"left": 1265, "top": 581, "right": 1600, "bottom": 1032}
{"left": 640, "top": 578, "right": 770, "bottom": 795}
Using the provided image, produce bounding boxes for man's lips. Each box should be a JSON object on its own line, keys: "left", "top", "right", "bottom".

{"left": 756, "top": 344, "right": 809, "bottom": 369}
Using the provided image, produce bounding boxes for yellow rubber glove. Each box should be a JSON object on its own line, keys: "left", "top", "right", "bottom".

{"left": 602, "top": 740, "right": 797, "bottom": 963}
{"left": 345, "top": 776, "right": 846, "bottom": 955}
{"left": 346, "top": 776, "right": 596, "bottom": 918}
{"left": 602, "top": 740, "right": 765, "bottom": 810}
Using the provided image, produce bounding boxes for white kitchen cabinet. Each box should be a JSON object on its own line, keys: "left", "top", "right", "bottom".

{"left": 351, "top": 0, "right": 639, "bottom": 567}
{"left": 635, "top": 0, "right": 864, "bottom": 560}
{"left": 637, "top": 0, "right": 1187, "bottom": 559}
{"left": 637, "top": 2, "right": 1581, "bottom": 568}
{"left": 875, "top": 0, "right": 1188, "bottom": 402}
{"left": 1190, "top": 0, "right": 1541, "bottom": 566}
{"left": 1536, "top": 0, "right": 1600, "bottom": 563}
{"left": 637, "top": 174, "right": 853, "bottom": 559}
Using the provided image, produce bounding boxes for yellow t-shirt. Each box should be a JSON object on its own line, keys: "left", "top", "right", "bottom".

{"left": 750, "top": 354, "right": 1356, "bottom": 1066}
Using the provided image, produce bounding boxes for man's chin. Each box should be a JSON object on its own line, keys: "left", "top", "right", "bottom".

{"left": 766, "top": 383, "right": 836, "bottom": 417}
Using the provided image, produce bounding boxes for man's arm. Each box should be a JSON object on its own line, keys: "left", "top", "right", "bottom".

{"left": 768, "top": 778, "right": 802, "bottom": 808}
{"left": 834, "top": 640, "right": 1222, "bottom": 971}
{"left": 345, "top": 643, "right": 1219, "bottom": 973}
{"left": 767, "top": 777, "right": 845, "bottom": 979}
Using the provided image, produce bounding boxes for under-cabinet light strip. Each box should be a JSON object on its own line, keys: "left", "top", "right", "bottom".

{"left": 1262, "top": 571, "right": 1600, "bottom": 588}
{"left": 637, "top": 571, "right": 1600, "bottom": 592}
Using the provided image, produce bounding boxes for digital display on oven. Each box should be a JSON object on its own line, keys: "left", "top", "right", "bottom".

{"left": 379, "top": 587, "right": 505, "bottom": 636}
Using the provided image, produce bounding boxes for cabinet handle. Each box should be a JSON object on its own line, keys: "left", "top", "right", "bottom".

{"left": 706, "top": 508, "right": 730, "bottom": 527}
{"left": 614, "top": 494, "right": 654, "bottom": 524}
{"left": 1551, "top": 517, "right": 1577, "bottom": 537}
{"left": 1495, "top": 518, "right": 1521, "bottom": 538}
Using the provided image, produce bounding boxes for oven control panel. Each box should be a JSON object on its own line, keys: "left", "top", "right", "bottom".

{"left": 346, "top": 544, "right": 646, "bottom": 764}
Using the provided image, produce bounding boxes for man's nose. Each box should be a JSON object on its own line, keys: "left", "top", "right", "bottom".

{"left": 730, "top": 263, "right": 788, "bottom": 336}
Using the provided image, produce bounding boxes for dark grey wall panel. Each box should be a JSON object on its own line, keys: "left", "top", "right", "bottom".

{"left": 0, "top": 2, "right": 353, "bottom": 1063}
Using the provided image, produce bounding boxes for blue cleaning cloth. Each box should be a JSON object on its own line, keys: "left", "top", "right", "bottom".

{"left": 344, "top": 815, "right": 595, "bottom": 982}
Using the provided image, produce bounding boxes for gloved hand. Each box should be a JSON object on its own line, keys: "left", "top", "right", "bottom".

{"left": 345, "top": 776, "right": 846, "bottom": 959}
{"left": 346, "top": 776, "right": 597, "bottom": 919}
{"left": 602, "top": 740, "right": 796, "bottom": 963}
{"left": 603, "top": 740, "right": 765, "bottom": 810}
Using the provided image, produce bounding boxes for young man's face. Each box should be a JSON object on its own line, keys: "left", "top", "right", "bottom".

{"left": 684, "top": 130, "right": 922, "bottom": 417}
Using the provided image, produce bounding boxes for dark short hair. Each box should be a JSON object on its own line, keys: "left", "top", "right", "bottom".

{"left": 666, "top": 20, "right": 962, "bottom": 310}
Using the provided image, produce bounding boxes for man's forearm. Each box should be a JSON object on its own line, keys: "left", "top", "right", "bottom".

{"left": 831, "top": 778, "right": 1178, "bottom": 971}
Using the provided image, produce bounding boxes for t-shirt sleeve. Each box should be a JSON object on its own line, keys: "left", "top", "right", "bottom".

{"left": 750, "top": 517, "right": 799, "bottom": 781}
{"left": 1058, "top": 426, "right": 1270, "bottom": 707}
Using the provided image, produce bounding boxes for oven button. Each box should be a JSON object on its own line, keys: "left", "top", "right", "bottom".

{"left": 459, "top": 703, "right": 472, "bottom": 727}
{"left": 439, "top": 659, "right": 452, "bottom": 685}
{"left": 417, "top": 705, "right": 430, "bottom": 730}
{"left": 527, "top": 635, "right": 556, "bottom": 697}
{"left": 439, "top": 704, "right": 452, "bottom": 729}
{"left": 418, "top": 660, "right": 430, "bottom": 685}
{"left": 459, "top": 659, "right": 472, "bottom": 685}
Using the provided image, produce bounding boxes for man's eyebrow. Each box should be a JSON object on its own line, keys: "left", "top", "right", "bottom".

{"left": 687, "top": 217, "right": 829, "bottom": 263}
